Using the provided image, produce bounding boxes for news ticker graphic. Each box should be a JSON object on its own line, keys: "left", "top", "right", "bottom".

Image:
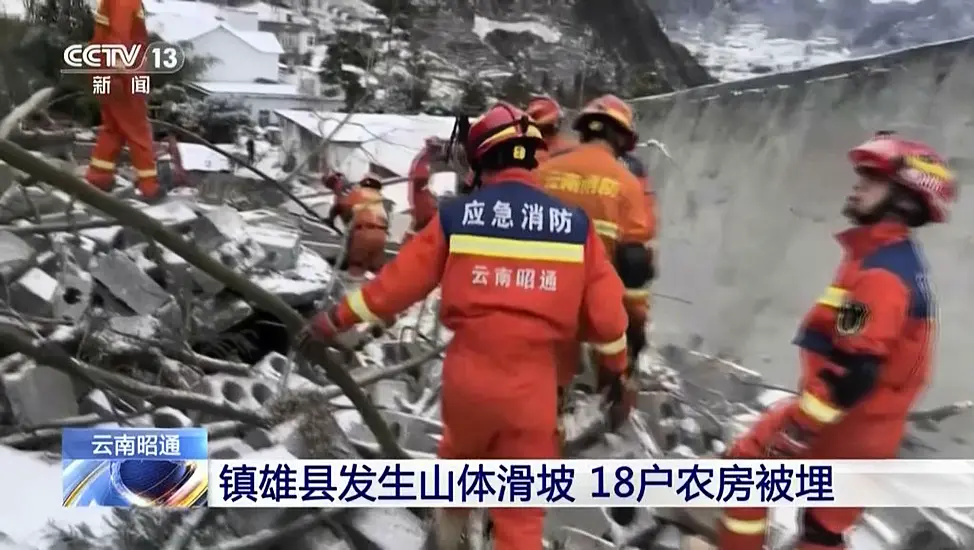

{"left": 62, "top": 427, "right": 208, "bottom": 508}
{"left": 208, "top": 459, "right": 974, "bottom": 508}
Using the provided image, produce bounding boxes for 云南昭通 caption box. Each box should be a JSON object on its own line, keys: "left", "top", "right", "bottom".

{"left": 62, "top": 427, "right": 208, "bottom": 508}
{"left": 206, "top": 458, "right": 974, "bottom": 508}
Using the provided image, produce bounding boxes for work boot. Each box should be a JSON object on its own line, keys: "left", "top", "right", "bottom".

{"left": 139, "top": 183, "right": 167, "bottom": 204}
{"left": 424, "top": 509, "right": 467, "bottom": 550}
{"left": 85, "top": 172, "right": 115, "bottom": 192}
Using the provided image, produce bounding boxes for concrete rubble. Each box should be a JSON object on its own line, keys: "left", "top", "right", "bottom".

{"left": 0, "top": 161, "right": 969, "bottom": 550}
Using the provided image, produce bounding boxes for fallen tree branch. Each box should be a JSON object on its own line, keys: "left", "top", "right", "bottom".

{"left": 0, "top": 325, "right": 270, "bottom": 426}
{"left": 0, "top": 138, "right": 405, "bottom": 459}
{"left": 0, "top": 87, "right": 55, "bottom": 139}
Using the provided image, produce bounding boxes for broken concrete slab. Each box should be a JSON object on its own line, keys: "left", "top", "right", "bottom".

{"left": 52, "top": 264, "right": 93, "bottom": 321}
{"left": 0, "top": 358, "right": 78, "bottom": 426}
{"left": 8, "top": 267, "right": 57, "bottom": 317}
{"left": 91, "top": 251, "right": 172, "bottom": 315}
{"left": 248, "top": 224, "right": 302, "bottom": 271}
{"left": 344, "top": 508, "right": 427, "bottom": 550}
{"left": 0, "top": 231, "right": 35, "bottom": 281}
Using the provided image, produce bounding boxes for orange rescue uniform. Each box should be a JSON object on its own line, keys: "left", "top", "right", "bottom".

{"left": 86, "top": 0, "right": 159, "bottom": 198}
{"left": 405, "top": 146, "right": 441, "bottom": 240}
{"left": 326, "top": 168, "right": 629, "bottom": 550}
{"left": 719, "top": 221, "right": 934, "bottom": 550}
{"left": 620, "top": 152, "right": 657, "bottom": 224}
{"left": 537, "top": 142, "right": 655, "bottom": 386}
{"left": 342, "top": 186, "right": 389, "bottom": 276}
{"left": 535, "top": 134, "right": 578, "bottom": 163}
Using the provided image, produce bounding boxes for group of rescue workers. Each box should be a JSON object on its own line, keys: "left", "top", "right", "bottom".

{"left": 81, "top": 6, "right": 960, "bottom": 545}
{"left": 299, "top": 95, "right": 959, "bottom": 550}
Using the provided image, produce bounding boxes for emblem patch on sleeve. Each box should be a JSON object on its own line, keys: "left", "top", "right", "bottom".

{"left": 836, "top": 301, "right": 869, "bottom": 335}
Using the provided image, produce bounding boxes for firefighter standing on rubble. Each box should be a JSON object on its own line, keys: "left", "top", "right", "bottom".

{"left": 299, "top": 103, "right": 635, "bottom": 550}
{"left": 86, "top": 0, "right": 162, "bottom": 201}
{"left": 404, "top": 137, "right": 449, "bottom": 243}
{"left": 718, "top": 132, "right": 957, "bottom": 550}
{"left": 525, "top": 96, "right": 577, "bottom": 162}
{"left": 337, "top": 174, "right": 389, "bottom": 277}
{"left": 536, "top": 94, "right": 656, "bottom": 387}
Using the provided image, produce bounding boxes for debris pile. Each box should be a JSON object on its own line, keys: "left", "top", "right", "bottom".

{"left": 0, "top": 151, "right": 970, "bottom": 550}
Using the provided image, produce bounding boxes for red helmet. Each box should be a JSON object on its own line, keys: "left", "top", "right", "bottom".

{"left": 849, "top": 132, "right": 957, "bottom": 223}
{"left": 574, "top": 94, "right": 638, "bottom": 152}
{"left": 465, "top": 102, "right": 544, "bottom": 164}
{"left": 526, "top": 96, "right": 562, "bottom": 127}
{"left": 360, "top": 173, "right": 382, "bottom": 190}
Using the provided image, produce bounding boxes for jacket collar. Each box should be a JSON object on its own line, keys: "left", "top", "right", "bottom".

{"left": 479, "top": 168, "right": 538, "bottom": 186}
{"left": 835, "top": 221, "right": 910, "bottom": 255}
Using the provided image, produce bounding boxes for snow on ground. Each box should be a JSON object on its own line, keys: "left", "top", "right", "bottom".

{"left": 472, "top": 15, "right": 562, "bottom": 44}
{"left": 0, "top": 447, "right": 110, "bottom": 546}
{"left": 671, "top": 21, "right": 851, "bottom": 81}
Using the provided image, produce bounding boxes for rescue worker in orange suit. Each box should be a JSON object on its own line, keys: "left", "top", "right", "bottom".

{"left": 298, "top": 103, "right": 635, "bottom": 550}
{"left": 340, "top": 174, "right": 389, "bottom": 277}
{"left": 536, "top": 94, "right": 656, "bottom": 387}
{"left": 323, "top": 172, "right": 354, "bottom": 229}
{"left": 620, "top": 151, "right": 657, "bottom": 225}
{"left": 525, "top": 96, "right": 577, "bottom": 162}
{"left": 86, "top": 0, "right": 162, "bottom": 201}
{"left": 404, "top": 137, "right": 447, "bottom": 243}
{"left": 718, "top": 131, "right": 957, "bottom": 550}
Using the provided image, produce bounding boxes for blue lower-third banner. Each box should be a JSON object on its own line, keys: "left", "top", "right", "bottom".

{"left": 62, "top": 427, "right": 208, "bottom": 508}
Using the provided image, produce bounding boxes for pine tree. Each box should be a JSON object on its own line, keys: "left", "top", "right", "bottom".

{"left": 498, "top": 72, "right": 532, "bottom": 106}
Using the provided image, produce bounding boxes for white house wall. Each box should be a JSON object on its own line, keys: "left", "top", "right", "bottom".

{"left": 191, "top": 28, "right": 278, "bottom": 82}
{"left": 210, "top": 94, "right": 337, "bottom": 125}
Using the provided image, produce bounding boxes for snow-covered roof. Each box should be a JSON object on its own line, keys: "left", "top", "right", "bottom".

{"left": 177, "top": 143, "right": 232, "bottom": 172}
{"left": 236, "top": 1, "right": 312, "bottom": 26}
{"left": 194, "top": 81, "right": 307, "bottom": 97}
{"left": 146, "top": 12, "right": 283, "bottom": 54}
{"left": 147, "top": 13, "right": 221, "bottom": 42}
{"left": 273, "top": 110, "right": 457, "bottom": 176}
{"left": 144, "top": 0, "right": 223, "bottom": 18}
{"left": 230, "top": 27, "right": 285, "bottom": 54}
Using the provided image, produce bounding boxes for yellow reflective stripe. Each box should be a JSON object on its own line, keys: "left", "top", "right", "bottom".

{"left": 593, "top": 219, "right": 618, "bottom": 239}
{"left": 592, "top": 334, "right": 626, "bottom": 355}
{"left": 346, "top": 289, "right": 378, "bottom": 323}
{"left": 721, "top": 515, "right": 767, "bottom": 535}
{"left": 136, "top": 169, "right": 157, "bottom": 178}
{"left": 94, "top": 13, "right": 109, "bottom": 25}
{"left": 449, "top": 234, "right": 583, "bottom": 263}
{"left": 799, "top": 391, "right": 843, "bottom": 424}
{"left": 817, "top": 286, "right": 847, "bottom": 308}
{"left": 625, "top": 288, "right": 651, "bottom": 299}
{"left": 89, "top": 158, "right": 115, "bottom": 171}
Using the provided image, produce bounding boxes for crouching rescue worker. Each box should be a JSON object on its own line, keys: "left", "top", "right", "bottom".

{"left": 298, "top": 103, "right": 634, "bottom": 550}
{"left": 86, "top": 0, "right": 163, "bottom": 201}
{"left": 341, "top": 174, "right": 389, "bottom": 277}
{"left": 323, "top": 172, "right": 354, "bottom": 229}
{"left": 525, "top": 96, "right": 576, "bottom": 162}
{"left": 537, "top": 94, "right": 656, "bottom": 386}
{"left": 718, "top": 131, "right": 957, "bottom": 550}
{"left": 404, "top": 137, "right": 448, "bottom": 242}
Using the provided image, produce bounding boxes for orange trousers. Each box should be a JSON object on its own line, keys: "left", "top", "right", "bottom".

{"left": 345, "top": 225, "right": 387, "bottom": 276}
{"left": 718, "top": 400, "right": 905, "bottom": 550}
{"left": 86, "top": 85, "right": 160, "bottom": 199}
{"left": 437, "top": 340, "right": 561, "bottom": 550}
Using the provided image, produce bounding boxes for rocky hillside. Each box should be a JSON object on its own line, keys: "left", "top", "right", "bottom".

{"left": 312, "top": 0, "right": 716, "bottom": 114}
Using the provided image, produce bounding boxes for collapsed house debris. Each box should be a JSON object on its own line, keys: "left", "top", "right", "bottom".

{"left": 0, "top": 126, "right": 971, "bottom": 550}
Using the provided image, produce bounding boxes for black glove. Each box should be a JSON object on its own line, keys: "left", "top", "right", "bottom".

{"left": 599, "top": 366, "right": 638, "bottom": 432}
